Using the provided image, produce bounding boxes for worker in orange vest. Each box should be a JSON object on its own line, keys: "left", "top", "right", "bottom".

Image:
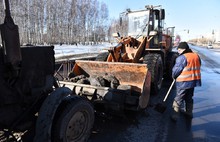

{"left": 171, "top": 42, "right": 201, "bottom": 122}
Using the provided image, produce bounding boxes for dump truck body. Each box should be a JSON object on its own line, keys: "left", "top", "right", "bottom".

{"left": 60, "top": 60, "right": 151, "bottom": 111}
{"left": 0, "top": 46, "right": 55, "bottom": 130}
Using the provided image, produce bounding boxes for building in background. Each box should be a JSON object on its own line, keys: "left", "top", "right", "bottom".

{"left": 215, "top": 29, "right": 220, "bottom": 43}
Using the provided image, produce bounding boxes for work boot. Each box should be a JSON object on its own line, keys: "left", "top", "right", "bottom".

{"left": 170, "top": 101, "right": 180, "bottom": 122}
{"left": 184, "top": 103, "right": 193, "bottom": 119}
{"left": 180, "top": 102, "right": 185, "bottom": 112}
{"left": 171, "top": 106, "right": 179, "bottom": 122}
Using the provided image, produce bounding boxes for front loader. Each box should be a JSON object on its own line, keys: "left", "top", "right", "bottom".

{"left": 0, "top": 0, "right": 94, "bottom": 141}
{"left": 59, "top": 6, "right": 177, "bottom": 115}
{"left": 96, "top": 5, "right": 178, "bottom": 95}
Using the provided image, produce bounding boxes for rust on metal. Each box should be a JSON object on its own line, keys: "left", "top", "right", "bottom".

{"left": 72, "top": 60, "right": 150, "bottom": 95}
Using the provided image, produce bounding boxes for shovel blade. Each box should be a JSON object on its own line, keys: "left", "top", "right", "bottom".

{"left": 154, "top": 103, "right": 167, "bottom": 113}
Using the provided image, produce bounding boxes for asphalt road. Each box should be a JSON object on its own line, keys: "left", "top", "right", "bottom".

{"left": 88, "top": 46, "right": 220, "bottom": 142}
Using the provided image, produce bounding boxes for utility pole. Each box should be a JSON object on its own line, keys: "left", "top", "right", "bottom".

{"left": 212, "top": 29, "right": 215, "bottom": 44}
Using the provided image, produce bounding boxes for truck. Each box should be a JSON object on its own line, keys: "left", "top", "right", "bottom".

{"left": 0, "top": 0, "right": 94, "bottom": 141}
{"left": 58, "top": 5, "right": 178, "bottom": 113}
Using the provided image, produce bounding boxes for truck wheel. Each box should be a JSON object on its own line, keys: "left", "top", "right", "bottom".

{"left": 95, "top": 52, "right": 109, "bottom": 61}
{"left": 165, "top": 52, "right": 178, "bottom": 80}
{"left": 52, "top": 96, "right": 94, "bottom": 142}
{"left": 143, "top": 53, "right": 163, "bottom": 95}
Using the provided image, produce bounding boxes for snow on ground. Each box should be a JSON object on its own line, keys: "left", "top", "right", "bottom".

{"left": 190, "top": 44, "right": 220, "bottom": 73}
{"left": 54, "top": 42, "right": 115, "bottom": 61}
{"left": 54, "top": 42, "right": 220, "bottom": 60}
{"left": 190, "top": 45, "right": 220, "bottom": 63}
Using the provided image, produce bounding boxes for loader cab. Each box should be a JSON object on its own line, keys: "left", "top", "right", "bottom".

{"left": 121, "top": 6, "right": 165, "bottom": 48}
{"left": 148, "top": 7, "right": 165, "bottom": 48}
{"left": 126, "top": 10, "right": 150, "bottom": 37}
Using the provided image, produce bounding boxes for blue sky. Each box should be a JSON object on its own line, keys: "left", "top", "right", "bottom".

{"left": 102, "top": 0, "right": 220, "bottom": 41}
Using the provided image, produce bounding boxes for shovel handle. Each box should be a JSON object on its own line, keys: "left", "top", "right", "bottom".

{"left": 163, "top": 79, "right": 175, "bottom": 102}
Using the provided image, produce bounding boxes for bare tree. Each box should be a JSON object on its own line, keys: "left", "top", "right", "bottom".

{"left": 0, "top": 0, "right": 110, "bottom": 45}
{"left": 97, "top": 2, "right": 108, "bottom": 42}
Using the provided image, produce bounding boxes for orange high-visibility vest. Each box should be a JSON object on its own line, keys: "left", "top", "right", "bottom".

{"left": 176, "top": 53, "right": 201, "bottom": 82}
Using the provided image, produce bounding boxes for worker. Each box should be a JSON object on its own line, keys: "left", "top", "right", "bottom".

{"left": 171, "top": 42, "right": 201, "bottom": 122}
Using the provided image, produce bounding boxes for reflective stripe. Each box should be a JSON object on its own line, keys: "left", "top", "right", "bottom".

{"left": 183, "top": 67, "right": 200, "bottom": 71}
{"left": 177, "top": 73, "right": 201, "bottom": 79}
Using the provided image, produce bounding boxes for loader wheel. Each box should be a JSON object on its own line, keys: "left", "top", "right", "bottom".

{"left": 143, "top": 53, "right": 163, "bottom": 95}
{"left": 95, "top": 52, "right": 109, "bottom": 61}
{"left": 165, "top": 52, "right": 178, "bottom": 80}
{"left": 52, "top": 96, "right": 94, "bottom": 142}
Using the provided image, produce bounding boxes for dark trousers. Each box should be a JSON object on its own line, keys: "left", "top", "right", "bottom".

{"left": 174, "top": 88, "right": 194, "bottom": 107}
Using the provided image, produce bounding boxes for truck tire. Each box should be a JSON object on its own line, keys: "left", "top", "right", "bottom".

{"left": 95, "top": 52, "right": 109, "bottom": 61}
{"left": 52, "top": 96, "right": 94, "bottom": 142}
{"left": 143, "top": 53, "right": 163, "bottom": 95}
{"left": 34, "top": 87, "right": 72, "bottom": 142}
{"left": 165, "top": 52, "right": 178, "bottom": 80}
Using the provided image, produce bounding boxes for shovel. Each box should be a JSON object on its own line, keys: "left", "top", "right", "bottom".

{"left": 155, "top": 79, "right": 175, "bottom": 113}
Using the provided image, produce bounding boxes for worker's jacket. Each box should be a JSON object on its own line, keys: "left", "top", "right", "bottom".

{"left": 172, "top": 50, "right": 201, "bottom": 89}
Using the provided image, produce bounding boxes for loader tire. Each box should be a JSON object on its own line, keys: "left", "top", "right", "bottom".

{"left": 95, "top": 52, "right": 109, "bottom": 61}
{"left": 143, "top": 53, "right": 163, "bottom": 95}
{"left": 52, "top": 96, "right": 94, "bottom": 142}
{"left": 165, "top": 52, "right": 178, "bottom": 80}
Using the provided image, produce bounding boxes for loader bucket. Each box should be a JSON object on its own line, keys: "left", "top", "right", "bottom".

{"left": 72, "top": 60, "right": 151, "bottom": 108}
